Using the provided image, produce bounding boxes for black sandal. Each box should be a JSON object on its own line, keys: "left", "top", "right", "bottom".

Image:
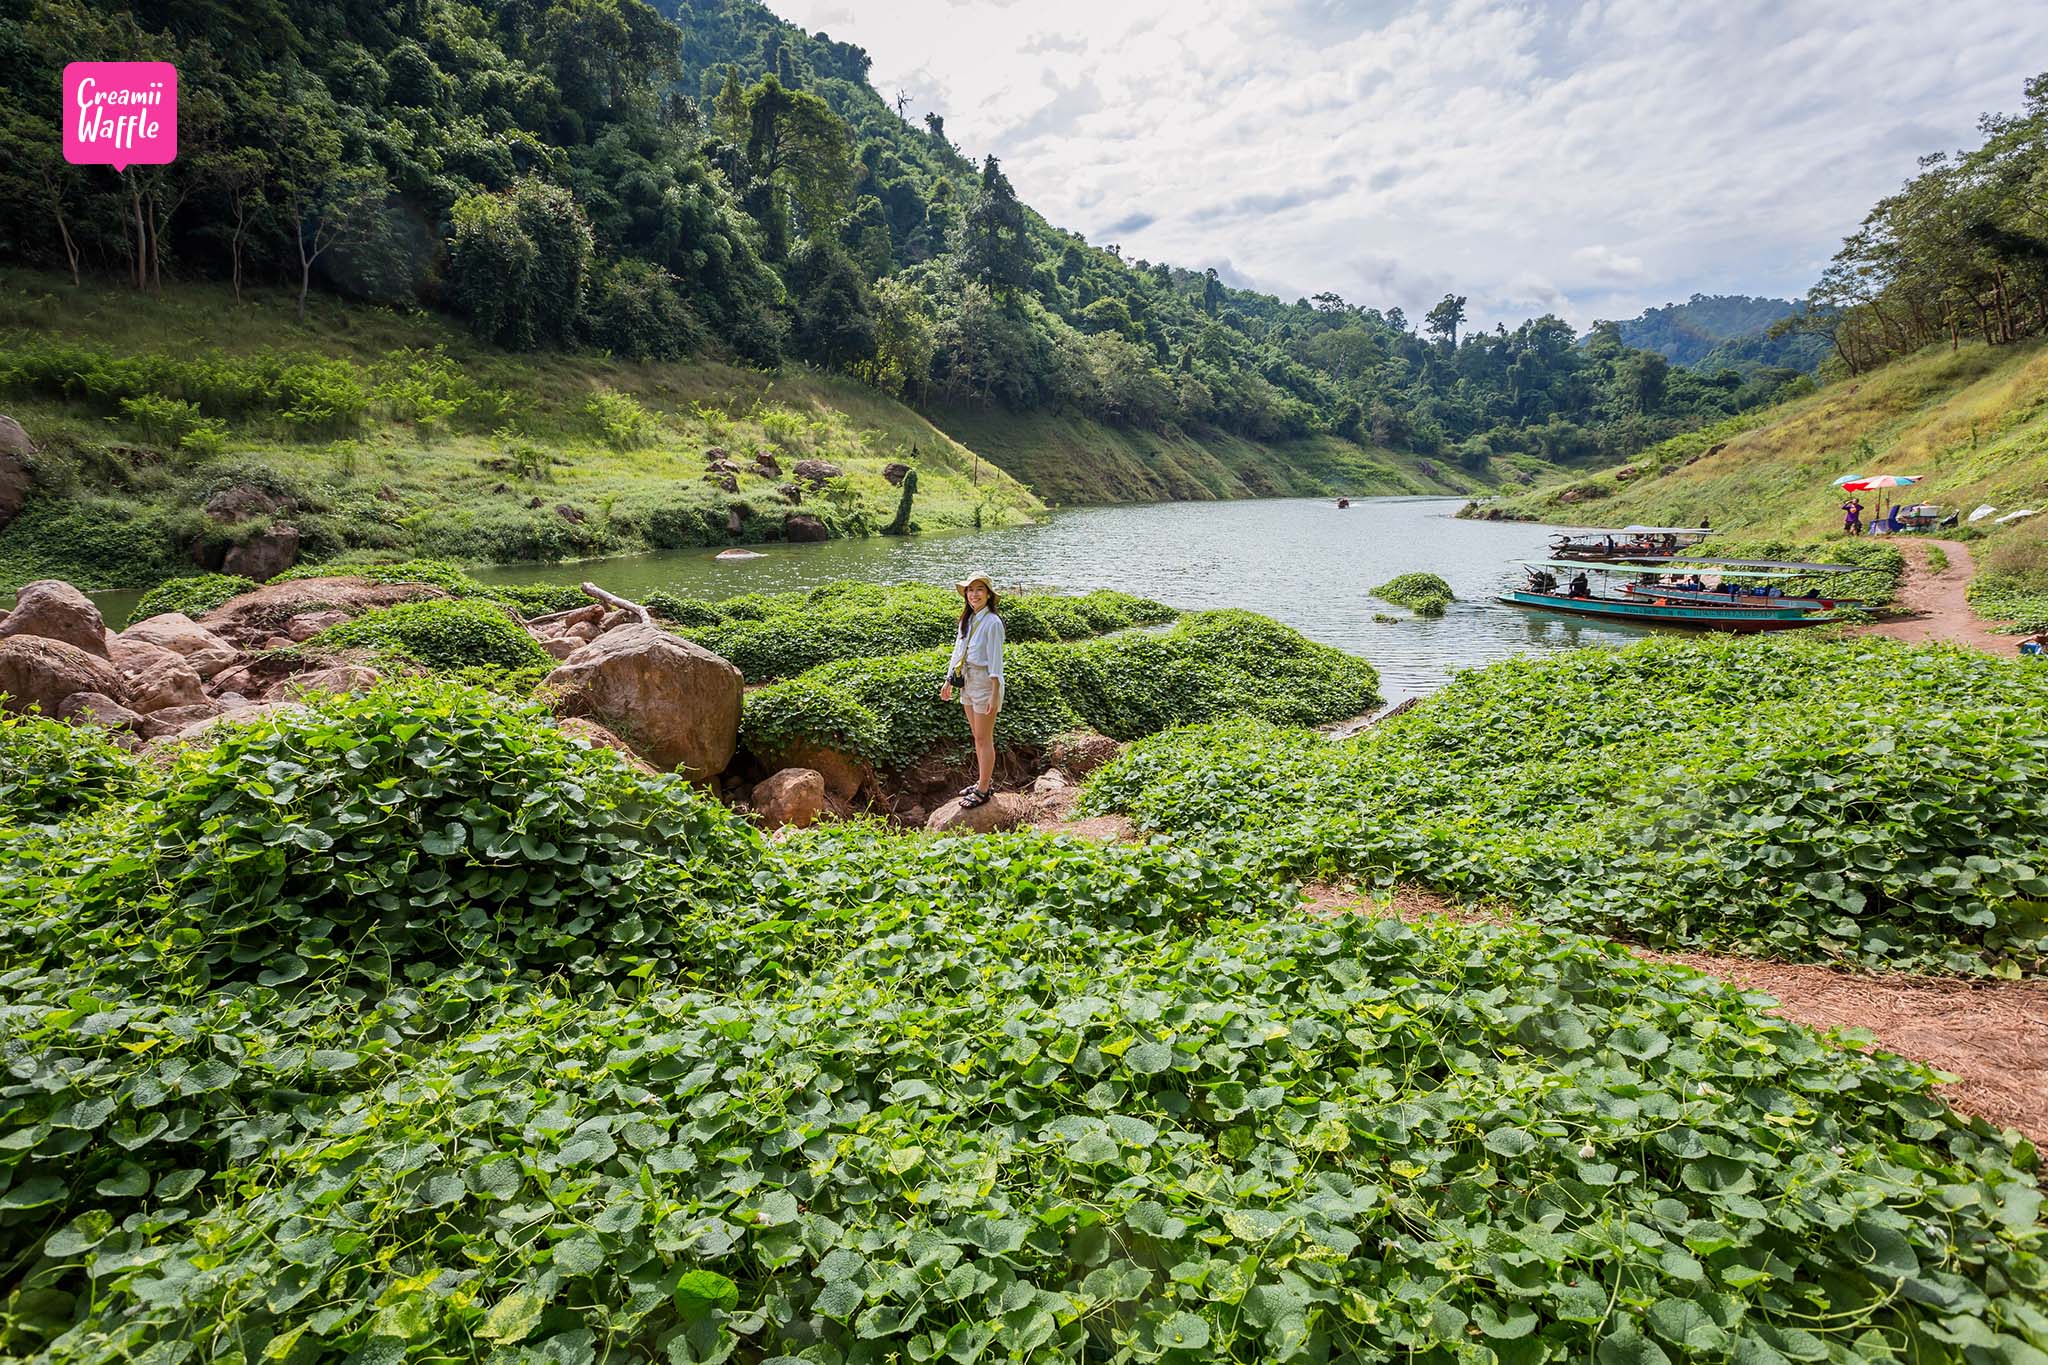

{"left": 959, "top": 787, "right": 993, "bottom": 809}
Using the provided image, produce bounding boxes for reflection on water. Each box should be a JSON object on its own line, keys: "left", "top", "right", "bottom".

{"left": 463, "top": 497, "right": 1655, "bottom": 700}
{"left": 79, "top": 497, "right": 1654, "bottom": 699}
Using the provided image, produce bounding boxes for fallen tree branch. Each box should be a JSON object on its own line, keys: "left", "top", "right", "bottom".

{"left": 580, "top": 581, "right": 651, "bottom": 626}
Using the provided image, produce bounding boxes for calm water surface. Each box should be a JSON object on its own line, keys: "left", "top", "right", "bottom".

{"left": 461, "top": 496, "right": 1654, "bottom": 700}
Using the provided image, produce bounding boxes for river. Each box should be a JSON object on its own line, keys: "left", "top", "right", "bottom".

{"left": 76, "top": 497, "right": 1649, "bottom": 699}
{"left": 458, "top": 496, "right": 1654, "bottom": 700}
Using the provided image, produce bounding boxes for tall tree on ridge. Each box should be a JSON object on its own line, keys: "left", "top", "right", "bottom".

{"left": 957, "top": 155, "right": 1035, "bottom": 299}
{"left": 1426, "top": 292, "right": 1468, "bottom": 347}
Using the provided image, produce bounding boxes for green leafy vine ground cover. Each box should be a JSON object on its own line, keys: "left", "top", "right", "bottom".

{"left": 743, "top": 610, "right": 1381, "bottom": 771}
{"left": 1081, "top": 635, "right": 2048, "bottom": 977}
{"left": 1372, "top": 572, "right": 1455, "bottom": 617}
{"left": 1, "top": 684, "right": 2044, "bottom": 1363}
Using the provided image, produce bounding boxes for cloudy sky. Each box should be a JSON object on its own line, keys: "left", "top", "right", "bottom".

{"left": 765, "top": 0, "right": 2048, "bottom": 330}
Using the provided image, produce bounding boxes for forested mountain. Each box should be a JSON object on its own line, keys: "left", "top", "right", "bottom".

{"left": 1610, "top": 294, "right": 1831, "bottom": 375}
{"left": 1795, "top": 73, "right": 2048, "bottom": 374}
{"left": 0, "top": 0, "right": 1799, "bottom": 487}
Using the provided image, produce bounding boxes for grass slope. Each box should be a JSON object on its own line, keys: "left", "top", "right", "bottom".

{"left": 0, "top": 269, "right": 1040, "bottom": 589}
{"left": 927, "top": 401, "right": 1484, "bottom": 504}
{"left": 1473, "top": 339, "right": 2048, "bottom": 539}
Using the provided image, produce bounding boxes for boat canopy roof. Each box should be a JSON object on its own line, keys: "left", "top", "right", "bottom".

{"left": 1520, "top": 558, "right": 1859, "bottom": 579}
{"left": 1650, "top": 556, "right": 1863, "bottom": 574}
{"left": 1622, "top": 525, "right": 1713, "bottom": 535}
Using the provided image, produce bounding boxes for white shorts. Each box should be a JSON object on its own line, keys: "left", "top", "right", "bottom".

{"left": 961, "top": 663, "right": 1000, "bottom": 715}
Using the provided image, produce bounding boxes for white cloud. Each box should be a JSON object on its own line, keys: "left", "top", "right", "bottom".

{"left": 763, "top": 0, "right": 2048, "bottom": 329}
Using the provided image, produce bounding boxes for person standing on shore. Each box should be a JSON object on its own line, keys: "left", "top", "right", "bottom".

{"left": 939, "top": 571, "right": 1006, "bottom": 808}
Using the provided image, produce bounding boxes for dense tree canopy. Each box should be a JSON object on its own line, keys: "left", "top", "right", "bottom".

{"left": 0, "top": 0, "right": 1805, "bottom": 472}
{"left": 1795, "top": 72, "right": 2048, "bottom": 373}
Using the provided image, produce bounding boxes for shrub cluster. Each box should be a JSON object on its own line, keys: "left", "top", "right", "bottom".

{"left": 122, "top": 573, "right": 256, "bottom": 625}
{"left": 0, "top": 712, "right": 135, "bottom": 828}
{"left": 303, "top": 597, "right": 554, "bottom": 673}
{"left": 0, "top": 337, "right": 370, "bottom": 438}
{"left": 646, "top": 581, "right": 1179, "bottom": 682}
{"left": 0, "top": 692, "right": 2040, "bottom": 1363}
{"left": 1083, "top": 634, "right": 2048, "bottom": 975}
{"left": 744, "top": 609, "right": 1379, "bottom": 769}
{"left": 1371, "top": 570, "right": 1454, "bottom": 616}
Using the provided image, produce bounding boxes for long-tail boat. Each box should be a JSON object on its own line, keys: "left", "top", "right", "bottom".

{"left": 1499, "top": 559, "right": 1864, "bottom": 632}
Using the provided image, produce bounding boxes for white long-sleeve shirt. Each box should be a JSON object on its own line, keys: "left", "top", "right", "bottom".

{"left": 947, "top": 608, "right": 1005, "bottom": 681}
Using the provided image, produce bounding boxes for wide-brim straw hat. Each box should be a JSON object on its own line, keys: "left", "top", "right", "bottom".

{"left": 956, "top": 571, "right": 996, "bottom": 595}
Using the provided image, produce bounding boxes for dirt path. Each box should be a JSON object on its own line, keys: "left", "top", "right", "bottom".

{"left": 1296, "top": 882, "right": 2048, "bottom": 1145}
{"left": 1856, "top": 537, "right": 2014, "bottom": 653}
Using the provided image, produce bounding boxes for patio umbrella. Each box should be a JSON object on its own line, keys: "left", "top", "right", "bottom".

{"left": 1841, "top": 474, "right": 1921, "bottom": 519}
{"left": 1832, "top": 473, "right": 1867, "bottom": 486}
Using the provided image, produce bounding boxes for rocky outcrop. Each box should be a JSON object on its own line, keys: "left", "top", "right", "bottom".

{"left": 198, "top": 578, "right": 449, "bottom": 650}
{"left": 122, "top": 613, "right": 239, "bottom": 679}
{"left": 58, "top": 691, "right": 147, "bottom": 736}
{"left": 705, "top": 472, "right": 739, "bottom": 494}
{"left": 0, "top": 415, "right": 34, "bottom": 459}
{"left": 793, "top": 459, "right": 842, "bottom": 488}
{"left": 122, "top": 655, "right": 208, "bottom": 714}
{"left": 204, "top": 484, "right": 296, "bottom": 522}
{"left": 0, "top": 416, "right": 32, "bottom": 532}
{"left": 882, "top": 462, "right": 911, "bottom": 487}
{"left": 753, "top": 450, "right": 782, "bottom": 476}
{"left": 542, "top": 623, "right": 743, "bottom": 779}
{"left": 752, "top": 767, "right": 826, "bottom": 831}
{"left": 0, "top": 580, "right": 109, "bottom": 656}
{"left": 282, "top": 609, "right": 350, "bottom": 643}
{"left": 221, "top": 525, "right": 300, "bottom": 580}
{"left": 0, "top": 636, "right": 123, "bottom": 716}
{"left": 554, "top": 716, "right": 657, "bottom": 773}
{"left": 784, "top": 514, "right": 830, "bottom": 543}
{"left": 1051, "top": 731, "right": 1122, "bottom": 779}
{"left": 759, "top": 738, "right": 871, "bottom": 801}
{"left": 283, "top": 664, "right": 383, "bottom": 699}
{"left": 927, "top": 792, "right": 1032, "bottom": 834}
{"left": 778, "top": 483, "right": 803, "bottom": 505}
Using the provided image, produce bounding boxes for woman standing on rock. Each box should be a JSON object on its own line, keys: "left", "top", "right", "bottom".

{"left": 939, "top": 571, "right": 1005, "bottom": 808}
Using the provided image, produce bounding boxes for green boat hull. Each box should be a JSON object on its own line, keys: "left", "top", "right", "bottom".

{"left": 1498, "top": 590, "right": 1832, "bottom": 632}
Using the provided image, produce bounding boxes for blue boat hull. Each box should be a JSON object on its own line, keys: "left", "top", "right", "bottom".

{"left": 1498, "top": 590, "right": 1831, "bottom": 632}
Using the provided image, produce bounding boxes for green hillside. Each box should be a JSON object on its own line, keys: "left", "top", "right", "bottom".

{"left": 0, "top": 269, "right": 1040, "bottom": 589}
{"left": 1468, "top": 338, "right": 2048, "bottom": 536}
{"left": 923, "top": 403, "right": 1481, "bottom": 504}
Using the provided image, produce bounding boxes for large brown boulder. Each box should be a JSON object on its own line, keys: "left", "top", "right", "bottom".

{"left": 204, "top": 484, "right": 294, "bottom": 522}
{"left": 221, "top": 525, "right": 300, "bottom": 581}
{"left": 0, "top": 580, "right": 109, "bottom": 657}
{"left": 58, "top": 691, "right": 147, "bottom": 736}
{"left": 784, "top": 514, "right": 830, "bottom": 543}
{"left": 542, "top": 623, "right": 742, "bottom": 779}
{"left": 927, "top": 792, "right": 1032, "bottom": 835}
{"left": 198, "top": 578, "right": 449, "bottom": 650}
{"left": 146, "top": 700, "right": 306, "bottom": 748}
{"left": 282, "top": 664, "right": 383, "bottom": 699}
{"left": 121, "top": 613, "right": 239, "bottom": 679}
{"left": 0, "top": 415, "right": 34, "bottom": 459}
{"left": 0, "top": 418, "right": 31, "bottom": 531}
{"left": 1051, "top": 731, "right": 1123, "bottom": 779}
{"left": 554, "top": 716, "right": 657, "bottom": 774}
{"left": 882, "top": 462, "right": 911, "bottom": 487}
{"left": 123, "top": 656, "right": 208, "bottom": 714}
{"left": 752, "top": 768, "right": 826, "bottom": 831}
{"left": 794, "top": 459, "right": 842, "bottom": 488}
{"left": 0, "top": 636, "right": 123, "bottom": 716}
{"left": 759, "top": 738, "right": 872, "bottom": 801}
